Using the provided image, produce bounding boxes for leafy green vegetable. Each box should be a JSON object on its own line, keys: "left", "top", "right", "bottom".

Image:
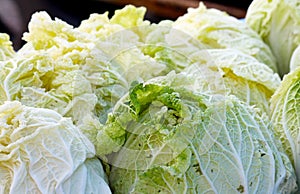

{"left": 106, "top": 77, "right": 297, "bottom": 193}
{"left": 1, "top": 3, "right": 299, "bottom": 193}
{"left": 0, "top": 101, "right": 111, "bottom": 193}
{"left": 270, "top": 66, "right": 300, "bottom": 183}
{"left": 246, "top": 0, "right": 300, "bottom": 76}
{"left": 173, "top": 2, "right": 278, "bottom": 73}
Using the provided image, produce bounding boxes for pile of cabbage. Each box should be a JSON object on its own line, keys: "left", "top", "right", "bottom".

{"left": 1, "top": 1, "right": 300, "bottom": 193}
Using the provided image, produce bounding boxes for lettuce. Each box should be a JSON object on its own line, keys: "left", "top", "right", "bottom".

{"left": 246, "top": 0, "right": 300, "bottom": 76}
{"left": 0, "top": 101, "right": 111, "bottom": 193}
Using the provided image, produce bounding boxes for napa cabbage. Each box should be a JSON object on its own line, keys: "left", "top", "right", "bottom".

{"left": 105, "top": 74, "right": 297, "bottom": 194}
{"left": 0, "top": 101, "right": 111, "bottom": 193}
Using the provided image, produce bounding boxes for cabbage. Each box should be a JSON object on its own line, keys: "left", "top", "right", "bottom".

{"left": 173, "top": 3, "right": 278, "bottom": 73}
{"left": 270, "top": 66, "right": 300, "bottom": 183}
{"left": 3, "top": 7, "right": 281, "bottom": 160}
{"left": 0, "top": 101, "right": 111, "bottom": 193}
{"left": 1, "top": 3, "right": 299, "bottom": 193}
{"left": 105, "top": 75, "right": 297, "bottom": 193}
{"left": 245, "top": 0, "right": 300, "bottom": 76}
{"left": 93, "top": 46, "right": 281, "bottom": 158}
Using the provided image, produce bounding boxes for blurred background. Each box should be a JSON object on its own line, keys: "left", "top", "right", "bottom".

{"left": 0, "top": 0, "right": 252, "bottom": 50}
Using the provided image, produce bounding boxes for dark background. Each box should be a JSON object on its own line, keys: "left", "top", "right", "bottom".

{"left": 0, "top": 0, "right": 253, "bottom": 50}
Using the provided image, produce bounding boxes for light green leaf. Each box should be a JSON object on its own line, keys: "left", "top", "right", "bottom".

{"left": 271, "top": 66, "right": 300, "bottom": 182}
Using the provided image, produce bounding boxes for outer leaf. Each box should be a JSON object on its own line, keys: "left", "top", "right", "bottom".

{"left": 270, "top": 66, "right": 300, "bottom": 182}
